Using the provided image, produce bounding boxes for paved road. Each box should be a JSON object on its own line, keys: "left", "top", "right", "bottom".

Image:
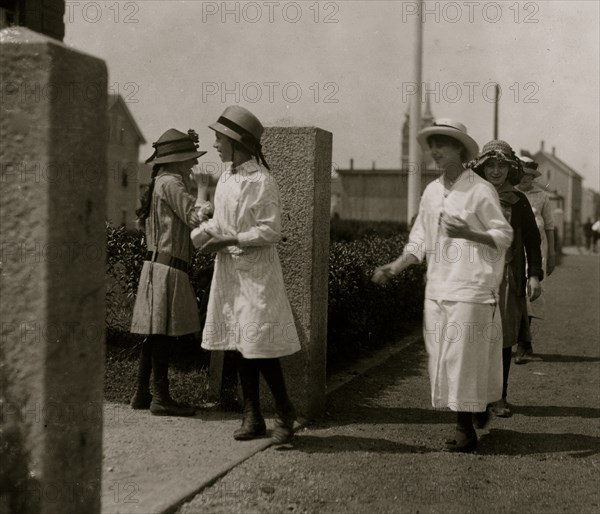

{"left": 178, "top": 253, "right": 600, "bottom": 514}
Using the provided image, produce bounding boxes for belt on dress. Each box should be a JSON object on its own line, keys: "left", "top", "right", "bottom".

{"left": 145, "top": 251, "right": 190, "bottom": 274}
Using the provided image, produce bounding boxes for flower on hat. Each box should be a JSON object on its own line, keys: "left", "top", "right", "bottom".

{"left": 187, "top": 129, "right": 200, "bottom": 146}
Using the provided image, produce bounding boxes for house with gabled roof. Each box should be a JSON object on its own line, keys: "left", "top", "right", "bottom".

{"left": 107, "top": 94, "right": 145, "bottom": 229}
{"left": 527, "top": 141, "right": 583, "bottom": 245}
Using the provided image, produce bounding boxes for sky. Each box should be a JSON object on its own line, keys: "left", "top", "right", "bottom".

{"left": 65, "top": 0, "right": 600, "bottom": 191}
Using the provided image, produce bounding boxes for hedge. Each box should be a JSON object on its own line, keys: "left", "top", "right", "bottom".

{"left": 105, "top": 221, "right": 425, "bottom": 401}
{"left": 327, "top": 232, "right": 425, "bottom": 367}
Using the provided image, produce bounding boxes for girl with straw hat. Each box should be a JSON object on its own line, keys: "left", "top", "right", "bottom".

{"left": 130, "top": 128, "right": 208, "bottom": 417}
{"left": 472, "top": 141, "right": 543, "bottom": 417}
{"left": 373, "top": 119, "right": 513, "bottom": 453}
{"left": 194, "top": 106, "right": 301, "bottom": 444}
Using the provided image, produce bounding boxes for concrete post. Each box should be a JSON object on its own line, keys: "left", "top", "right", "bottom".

{"left": 0, "top": 27, "right": 107, "bottom": 514}
{"left": 262, "top": 127, "right": 332, "bottom": 420}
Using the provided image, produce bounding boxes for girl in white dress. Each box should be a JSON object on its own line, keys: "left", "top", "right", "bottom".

{"left": 373, "top": 120, "right": 513, "bottom": 453}
{"left": 194, "top": 106, "right": 301, "bottom": 444}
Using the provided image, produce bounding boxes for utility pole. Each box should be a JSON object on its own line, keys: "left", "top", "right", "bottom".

{"left": 407, "top": 0, "right": 423, "bottom": 223}
{"left": 493, "top": 83, "right": 500, "bottom": 139}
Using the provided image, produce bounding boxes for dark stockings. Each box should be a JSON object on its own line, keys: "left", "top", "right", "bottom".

{"left": 456, "top": 411, "right": 475, "bottom": 432}
{"left": 151, "top": 335, "right": 172, "bottom": 389}
{"left": 236, "top": 354, "right": 291, "bottom": 409}
{"left": 135, "top": 337, "right": 154, "bottom": 389}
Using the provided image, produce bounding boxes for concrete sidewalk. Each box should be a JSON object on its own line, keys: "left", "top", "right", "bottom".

{"left": 101, "top": 331, "right": 422, "bottom": 514}
{"left": 101, "top": 406, "right": 272, "bottom": 514}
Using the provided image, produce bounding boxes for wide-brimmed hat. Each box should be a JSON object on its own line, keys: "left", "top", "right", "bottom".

{"left": 417, "top": 118, "right": 479, "bottom": 162}
{"left": 145, "top": 129, "right": 207, "bottom": 165}
{"left": 471, "top": 140, "right": 524, "bottom": 185}
{"left": 209, "top": 106, "right": 264, "bottom": 153}
{"left": 520, "top": 156, "right": 542, "bottom": 178}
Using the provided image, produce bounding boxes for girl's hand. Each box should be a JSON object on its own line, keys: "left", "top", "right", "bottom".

{"left": 191, "top": 165, "right": 211, "bottom": 188}
{"left": 371, "top": 264, "right": 396, "bottom": 285}
{"left": 527, "top": 276, "right": 542, "bottom": 302}
{"left": 190, "top": 210, "right": 202, "bottom": 228}
{"left": 442, "top": 215, "right": 471, "bottom": 239}
{"left": 200, "top": 229, "right": 238, "bottom": 254}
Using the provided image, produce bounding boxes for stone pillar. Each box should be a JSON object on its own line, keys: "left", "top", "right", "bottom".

{"left": 262, "top": 127, "right": 332, "bottom": 420}
{"left": 0, "top": 27, "right": 107, "bottom": 513}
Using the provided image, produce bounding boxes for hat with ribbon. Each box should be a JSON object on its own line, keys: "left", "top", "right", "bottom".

{"left": 471, "top": 140, "right": 524, "bottom": 185}
{"left": 520, "top": 156, "right": 542, "bottom": 177}
{"left": 209, "top": 106, "right": 270, "bottom": 169}
{"left": 145, "top": 129, "right": 207, "bottom": 165}
{"left": 417, "top": 118, "right": 479, "bottom": 162}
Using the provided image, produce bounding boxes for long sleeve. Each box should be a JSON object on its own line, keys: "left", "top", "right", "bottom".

{"left": 237, "top": 179, "right": 282, "bottom": 247}
{"left": 404, "top": 202, "right": 427, "bottom": 262}
{"left": 477, "top": 185, "right": 513, "bottom": 251}
{"left": 520, "top": 196, "right": 544, "bottom": 280}
{"left": 160, "top": 177, "right": 197, "bottom": 229}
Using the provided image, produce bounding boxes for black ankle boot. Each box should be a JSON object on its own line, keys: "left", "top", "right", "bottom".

{"left": 444, "top": 427, "right": 477, "bottom": 453}
{"left": 272, "top": 401, "right": 296, "bottom": 444}
{"left": 235, "top": 355, "right": 265, "bottom": 440}
{"left": 233, "top": 401, "right": 266, "bottom": 440}
{"left": 131, "top": 389, "right": 152, "bottom": 410}
{"left": 150, "top": 378, "right": 195, "bottom": 417}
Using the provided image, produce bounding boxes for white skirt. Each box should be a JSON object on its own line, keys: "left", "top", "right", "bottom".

{"left": 423, "top": 299, "right": 503, "bottom": 411}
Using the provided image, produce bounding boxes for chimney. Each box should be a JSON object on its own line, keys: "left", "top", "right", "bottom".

{"left": 541, "top": 140, "right": 545, "bottom": 151}
{"left": 372, "top": 161, "right": 376, "bottom": 170}
{"left": 350, "top": 158, "right": 354, "bottom": 170}
{"left": 552, "top": 146, "right": 556, "bottom": 156}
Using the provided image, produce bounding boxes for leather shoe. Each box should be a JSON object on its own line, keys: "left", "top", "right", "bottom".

{"left": 444, "top": 428, "right": 477, "bottom": 453}
{"left": 489, "top": 398, "right": 512, "bottom": 417}
{"left": 130, "top": 390, "right": 152, "bottom": 410}
{"left": 234, "top": 404, "right": 267, "bottom": 441}
{"left": 150, "top": 398, "right": 196, "bottom": 417}
{"left": 271, "top": 403, "right": 296, "bottom": 444}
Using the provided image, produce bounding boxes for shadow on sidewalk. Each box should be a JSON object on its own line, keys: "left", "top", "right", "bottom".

{"left": 533, "top": 353, "right": 600, "bottom": 363}
{"left": 278, "top": 434, "right": 435, "bottom": 455}
{"left": 478, "top": 428, "right": 600, "bottom": 457}
{"left": 316, "top": 406, "right": 455, "bottom": 426}
{"left": 510, "top": 404, "right": 600, "bottom": 418}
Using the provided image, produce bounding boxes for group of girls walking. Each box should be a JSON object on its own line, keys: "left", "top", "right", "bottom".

{"left": 130, "top": 106, "right": 299, "bottom": 444}
{"left": 373, "top": 119, "right": 550, "bottom": 452}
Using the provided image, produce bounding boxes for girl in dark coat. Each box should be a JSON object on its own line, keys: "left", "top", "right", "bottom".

{"left": 472, "top": 140, "right": 543, "bottom": 417}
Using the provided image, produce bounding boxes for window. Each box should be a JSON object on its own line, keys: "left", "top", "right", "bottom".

{"left": 121, "top": 209, "right": 127, "bottom": 227}
{"left": 119, "top": 128, "right": 125, "bottom": 145}
{"left": 121, "top": 169, "right": 128, "bottom": 188}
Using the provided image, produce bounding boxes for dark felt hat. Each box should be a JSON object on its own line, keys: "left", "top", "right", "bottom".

{"left": 145, "top": 129, "right": 207, "bottom": 165}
